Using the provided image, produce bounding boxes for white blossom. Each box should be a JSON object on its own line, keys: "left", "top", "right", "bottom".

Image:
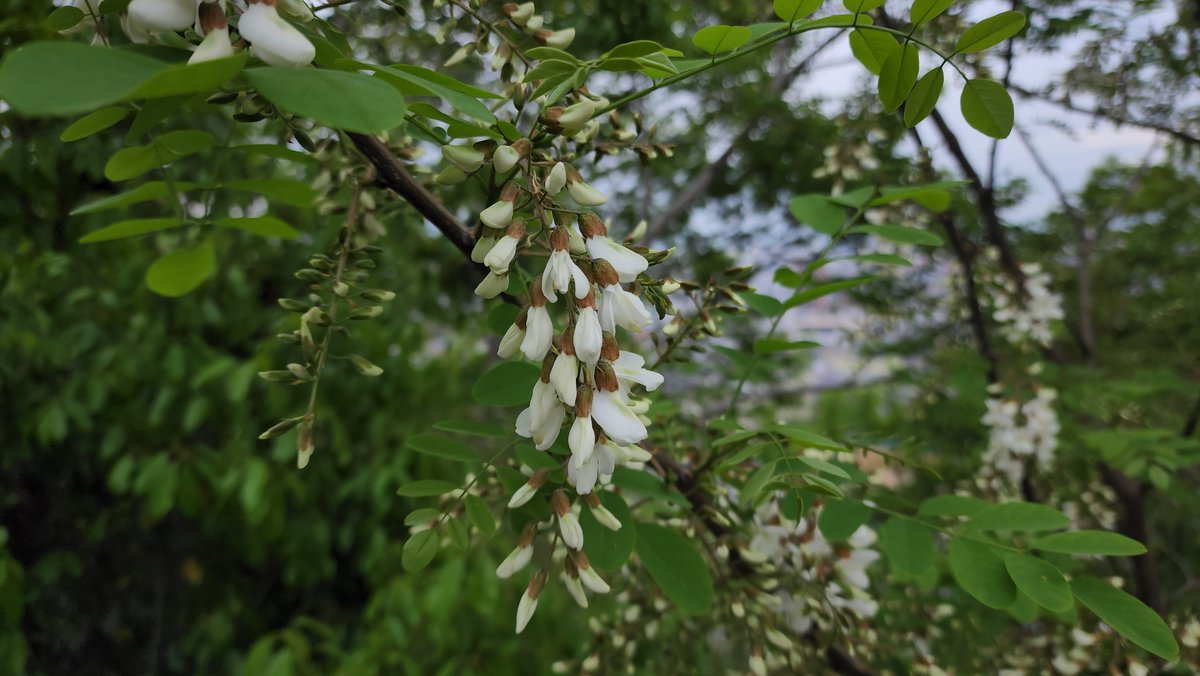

{"left": 238, "top": 1, "right": 316, "bottom": 67}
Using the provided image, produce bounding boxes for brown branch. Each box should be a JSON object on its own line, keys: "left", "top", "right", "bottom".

{"left": 1009, "top": 84, "right": 1200, "bottom": 147}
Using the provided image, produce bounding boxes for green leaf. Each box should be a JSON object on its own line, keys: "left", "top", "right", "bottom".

{"left": 70, "top": 181, "right": 200, "bottom": 215}
{"left": 789, "top": 194, "right": 845, "bottom": 235}
{"left": 471, "top": 361, "right": 540, "bottom": 407}
{"left": 784, "top": 277, "right": 875, "bottom": 309}
{"left": 223, "top": 179, "right": 317, "bottom": 207}
{"left": 1004, "top": 554, "right": 1073, "bottom": 612}
{"left": 879, "top": 518, "right": 934, "bottom": 575}
{"left": 231, "top": 143, "right": 319, "bottom": 165}
{"left": 464, "top": 495, "right": 496, "bottom": 538}
{"left": 214, "top": 216, "right": 299, "bottom": 239}
{"left": 47, "top": 5, "right": 86, "bottom": 30}
{"left": 753, "top": 339, "right": 820, "bottom": 355}
{"left": 910, "top": 0, "right": 954, "bottom": 26}
{"left": 773, "top": 0, "right": 823, "bottom": 22}
{"left": 955, "top": 11, "right": 1026, "bottom": 54}
{"left": 1032, "top": 531, "right": 1147, "bottom": 556}
{"left": 635, "top": 523, "right": 714, "bottom": 614}
{"left": 770, "top": 424, "right": 846, "bottom": 451}
{"left": 818, "top": 499, "right": 871, "bottom": 541}
{"left": 105, "top": 130, "right": 216, "bottom": 181}
{"left": 61, "top": 107, "right": 129, "bottom": 142}
{"left": 971, "top": 501, "right": 1069, "bottom": 532}
{"left": 849, "top": 29, "right": 898, "bottom": 75}
{"left": 367, "top": 63, "right": 495, "bottom": 123}
{"left": 741, "top": 293, "right": 784, "bottom": 317}
{"left": 948, "top": 538, "right": 1017, "bottom": 609}
{"left": 128, "top": 54, "right": 247, "bottom": 99}
{"left": 870, "top": 181, "right": 964, "bottom": 211}
{"left": 246, "top": 67, "right": 407, "bottom": 133}
{"left": 580, "top": 492, "right": 637, "bottom": 571}
{"left": 839, "top": 253, "right": 912, "bottom": 267}
{"left": 792, "top": 456, "right": 851, "bottom": 480}
{"left": 1070, "top": 576, "right": 1179, "bottom": 660}
{"left": 604, "top": 40, "right": 669, "bottom": 59}
{"left": 843, "top": 0, "right": 886, "bottom": 11}
{"left": 404, "top": 508, "right": 441, "bottom": 526}
{"left": 515, "top": 444, "right": 558, "bottom": 470}
{"left": 522, "top": 59, "right": 579, "bottom": 81}
{"left": 79, "top": 217, "right": 185, "bottom": 244}
{"left": 903, "top": 67, "right": 944, "bottom": 127}
{"left": 692, "top": 25, "right": 752, "bottom": 55}
{"left": 960, "top": 79, "right": 1014, "bottom": 139}
{"left": 446, "top": 517, "right": 469, "bottom": 550}
{"left": 849, "top": 224, "right": 943, "bottom": 246}
{"left": 404, "top": 433, "right": 478, "bottom": 463}
{"left": 877, "top": 42, "right": 919, "bottom": 113}
{"left": 524, "top": 47, "right": 581, "bottom": 64}
{"left": 396, "top": 479, "right": 458, "bottom": 497}
{"left": 918, "top": 494, "right": 988, "bottom": 517}
{"left": 433, "top": 419, "right": 509, "bottom": 438}
{"left": 0, "top": 42, "right": 165, "bottom": 116}
{"left": 740, "top": 460, "right": 780, "bottom": 507}
{"left": 402, "top": 529, "right": 439, "bottom": 571}
{"left": 145, "top": 243, "right": 216, "bottom": 297}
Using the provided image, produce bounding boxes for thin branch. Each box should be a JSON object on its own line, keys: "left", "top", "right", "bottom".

{"left": 1008, "top": 84, "right": 1200, "bottom": 147}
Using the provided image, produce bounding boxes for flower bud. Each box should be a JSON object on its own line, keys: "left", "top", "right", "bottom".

{"left": 552, "top": 491, "right": 584, "bottom": 550}
{"left": 571, "top": 551, "right": 610, "bottom": 593}
{"left": 556, "top": 99, "right": 595, "bottom": 131}
{"left": 515, "top": 569, "right": 547, "bottom": 633}
{"left": 565, "top": 168, "right": 607, "bottom": 206}
{"left": 443, "top": 144, "right": 486, "bottom": 172}
{"left": 127, "top": 0, "right": 197, "bottom": 32}
{"left": 535, "top": 27, "right": 576, "bottom": 49}
{"left": 544, "top": 162, "right": 567, "bottom": 195}
{"left": 492, "top": 144, "right": 521, "bottom": 173}
{"left": 583, "top": 492, "right": 622, "bottom": 531}
{"left": 474, "top": 271, "right": 509, "bottom": 299}
{"left": 508, "top": 467, "right": 549, "bottom": 508}
{"left": 503, "top": 2, "right": 535, "bottom": 26}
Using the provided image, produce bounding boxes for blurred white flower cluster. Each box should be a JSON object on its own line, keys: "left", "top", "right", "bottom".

{"left": 985, "top": 257, "right": 1065, "bottom": 347}
{"left": 978, "top": 388, "right": 1060, "bottom": 490}
{"left": 812, "top": 131, "right": 881, "bottom": 196}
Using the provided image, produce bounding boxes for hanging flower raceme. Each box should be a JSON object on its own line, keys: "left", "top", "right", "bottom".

{"left": 238, "top": 0, "right": 316, "bottom": 67}
{"left": 190, "top": 1, "right": 234, "bottom": 64}
{"left": 579, "top": 212, "right": 648, "bottom": 282}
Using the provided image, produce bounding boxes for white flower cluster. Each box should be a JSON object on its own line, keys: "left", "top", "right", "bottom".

{"left": 443, "top": 1, "right": 576, "bottom": 69}
{"left": 978, "top": 388, "right": 1060, "bottom": 489}
{"left": 736, "top": 498, "right": 881, "bottom": 673}
{"left": 812, "top": 131, "right": 881, "bottom": 196}
{"left": 442, "top": 123, "right": 671, "bottom": 632}
{"left": 988, "top": 260, "right": 1065, "bottom": 347}
{"left": 65, "top": 0, "right": 316, "bottom": 67}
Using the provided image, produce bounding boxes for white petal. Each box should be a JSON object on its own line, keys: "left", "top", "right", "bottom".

{"left": 239, "top": 2, "right": 315, "bottom": 67}
{"left": 483, "top": 235, "right": 519, "bottom": 274}
{"left": 480, "top": 200, "right": 513, "bottom": 229}
{"left": 568, "top": 415, "right": 595, "bottom": 468}
{"left": 567, "top": 180, "right": 607, "bottom": 206}
{"left": 545, "top": 162, "right": 566, "bottom": 195}
{"left": 493, "top": 145, "right": 520, "bottom": 173}
{"left": 573, "top": 308, "right": 602, "bottom": 366}
{"left": 189, "top": 26, "right": 234, "bottom": 64}
{"left": 496, "top": 546, "right": 533, "bottom": 578}
{"left": 128, "top": 0, "right": 198, "bottom": 32}
{"left": 497, "top": 324, "right": 525, "bottom": 359}
{"left": 558, "top": 512, "right": 584, "bottom": 549}
{"left": 520, "top": 307, "right": 554, "bottom": 361}
{"left": 586, "top": 236, "right": 647, "bottom": 283}
{"left": 562, "top": 574, "right": 589, "bottom": 608}
{"left": 549, "top": 354, "right": 578, "bottom": 405}
{"left": 578, "top": 566, "right": 610, "bottom": 594}
{"left": 591, "top": 390, "right": 647, "bottom": 445}
{"left": 515, "top": 591, "right": 539, "bottom": 633}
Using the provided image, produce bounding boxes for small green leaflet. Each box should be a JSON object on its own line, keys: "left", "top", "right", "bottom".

{"left": 818, "top": 499, "right": 871, "bottom": 541}
{"left": 79, "top": 218, "right": 185, "bottom": 244}
{"left": 910, "top": 0, "right": 954, "bottom": 26}
{"left": 692, "top": 25, "right": 751, "bottom": 55}
{"left": 948, "top": 538, "right": 1017, "bottom": 609}
{"left": 1070, "top": 576, "right": 1179, "bottom": 660}
{"left": 0, "top": 42, "right": 165, "bottom": 116}
{"left": 773, "top": 0, "right": 822, "bottom": 22}
{"left": 918, "top": 494, "right": 988, "bottom": 517}
{"left": 71, "top": 181, "right": 201, "bottom": 216}
{"left": 464, "top": 495, "right": 496, "bottom": 538}
{"left": 878, "top": 517, "right": 934, "bottom": 575}
{"left": 402, "top": 529, "right": 439, "bottom": 571}
{"left": 47, "top": 5, "right": 85, "bottom": 31}
{"left": 955, "top": 11, "right": 1026, "bottom": 54}
{"left": 1032, "top": 530, "right": 1147, "bottom": 556}
{"left": 789, "top": 194, "right": 845, "bottom": 235}
{"left": 61, "top": 107, "right": 128, "bottom": 142}
{"left": 903, "top": 68, "right": 943, "bottom": 128}
{"left": 635, "top": 523, "right": 714, "bottom": 614}
{"left": 753, "top": 339, "right": 820, "bottom": 355}
{"left": 433, "top": 419, "right": 509, "bottom": 438}
{"left": 215, "top": 216, "right": 299, "bottom": 239}
{"left": 223, "top": 179, "right": 317, "bottom": 207}
{"left": 848, "top": 29, "right": 898, "bottom": 75}
{"left": 145, "top": 242, "right": 216, "bottom": 297}
{"left": 849, "top": 224, "right": 943, "bottom": 246}
{"left": 1004, "top": 554, "right": 1073, "bottom": 612}
{"left": 961, "top": 79, "right": 1014, "bottom": 139}
{"left": 128, "top": 54, "right": 247, "bottom": 99}
{"left": 877, "top": 42, "right": 919, "bottom": 113}
{"left": 970, "top": 501, "right": 1069, "bottom": 532}
{"left": 246, "top": 67, "right": 407, "bottom": 133}
{"left": 404, "top": 433, "right": 478, "bottom": 463}
{"left": 472, "top": 361, "right": 540, "bottom": 407}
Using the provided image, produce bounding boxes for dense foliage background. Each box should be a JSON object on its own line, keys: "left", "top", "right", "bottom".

{"left": 1, "top": 0, "right": 1198, "bottom": 673}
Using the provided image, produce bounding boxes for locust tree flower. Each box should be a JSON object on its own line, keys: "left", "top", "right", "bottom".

{"left": 593, "top": 259, "right": 652, "bottom": 333}
{"left": 484, "top": 219, "right": 526, "bottom": 274}
{"left": 443, "top": 144, "right": 485, "bottom": 172}
{"left": 561, "top": 566, "right": 589, "bottom": 608}
{"left": 507, "top": 468, "right": 550, "bottom": 509}
{"left": 564, "top": 165, "right": 607, "bottom": 206}
{"left": 503, "top": 2, "right": 535, "bottom": 26}
{"left": 612, "top": 350, "right": 664, "bottom": 394}
{"left": 568, "top": 385, "right": 595, "bottom": 468}
{"left": 573, "top": 289, "right": 603, "bottom": 367}
{"left": 515, "top": 366, "right": 564, "bottom": 450}
{"left": 549, "top": 329, "right": 578, "bottom": 405}
{"left": 474, "top": 271, "right": 508, "bottom": 299}
{"left": 497, "top": 307, "right": 527, "bottom": 359}
{"left": 239, "top": 0, "right": 316, "bottom": 67}
{"left": 188, "top": 2, "right": 234, "bottom": 63}
{"left": 570, "top": 442, "right": 615, "bottom": 494}
{"left": 481, "top": 182, "right": 520, "bottom": 229}
{"left": 127, "top": 0, "right": 199, "bottom": 32}
{"left": 553, "top": 491, "right": 583, "bottom": 550}
{"left": 544, "top": 162, "right": 567, "bottom": 195}
{"left": 580, "top": 212, "right": 648, "bottom": 282}
{"left": 515, "top": 570, "right": 547, "bottom": 634}
{"left": 571, "top": 551, "right": 610, "bottom": 594}
{"left": 278, "top": 0, "right": 313, "bottom": 22}
{"left": 582, "top": 492, "right": 621, "bottom": 529}
{"left": 496, "top": 525, "right": 537, "bottom": 577}
{"left": 591, "top": 362, "right": 648, "bottom": 445}
{"left": 520, "top": 282, "right": 553, "bottom": 361}
{"left": 542, "top": 227, "right": 589, "bottom": 302}
{"left": 492, "top": 138, "right": 528, "bottom": 173}
{"left": 471, "top": 233, "right": 497, "bottom": 263}
{"left": 535, "top": 27, "right": 575, "bottom": 49}
{"left": 545, "top": 99, "right": 595, "bottom": 132}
